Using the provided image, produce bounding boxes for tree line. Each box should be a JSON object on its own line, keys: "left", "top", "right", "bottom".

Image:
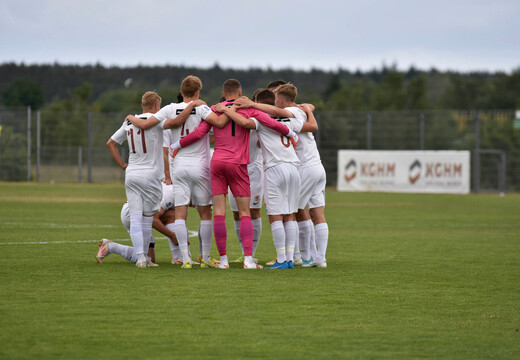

{"left": 1, "top": 62, "right": 519, "bottom": 112}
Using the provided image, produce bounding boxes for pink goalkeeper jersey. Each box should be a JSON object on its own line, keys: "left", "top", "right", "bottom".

{"left": 180, "top": 100, "right": 291, "bottom": 165}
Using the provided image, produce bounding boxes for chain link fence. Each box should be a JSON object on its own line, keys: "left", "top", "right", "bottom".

{"left": 1, "top": 107, "right": 519, "bottom": 192}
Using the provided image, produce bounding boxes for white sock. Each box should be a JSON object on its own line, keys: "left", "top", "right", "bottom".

{"left": 166, "top": 223, "right": 181, "bottom": 259}
{"left": 174, "top": 219, "right": 190, "bottom": 262}
{"left": 298, "top": 220, "right": 311, "bottom": 261}
{"left": 142, "top": 216, "right": 154, "bottom": 255}
{"left": 198, "top": 225, "right": 203, "bottom": 258}
{"left": 234, "top": 220, "right": 244, "bottom": 255}
{"left": 252, "top": 217, "right": 262, "bottom": 257}
{"left": 309, "top": 219, "right": 318, "bottom": 260}
{"left": 200, "top": 220, "right": 213, "bottom": 262}
{"left": 220, "top": 254, "right": 229, "bottom": 265}
{"left": 315, "top": 222, "right": 329, "bottom": 262}
{"left": 271, "top": 221, "right": 286, "bottom": 263}
{"left": 108, "top": 242, "right": 137, "bottom": 263}
{"left": 129, "top": 212, "right": 146, "bottom": 262}
{"left": 284, "top": 221, "right": 298, "bottom": 263}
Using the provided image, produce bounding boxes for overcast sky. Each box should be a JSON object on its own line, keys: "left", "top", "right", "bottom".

{"left": 1, "top": 0, "right": 519, "bottom": 73}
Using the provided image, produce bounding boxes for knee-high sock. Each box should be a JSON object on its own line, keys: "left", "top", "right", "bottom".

{"left": 315, "top": 222, "right": 329, "bottom": 262}
{"left": 213, "top": 215, "right": 227, "bottom": 256}
{"left": 200, "top": 220, "right": 213, "bottom": 262}
{"left": 234, "top": 220, "right": 244, "bottom": 255}
{"left": 129, "top": 212, "right": 146, "bottom": 261}
{"left": 142, "top": 216, "right": 154, "bottom": 255}
{"left": 166, "top": 223, "right": 181, "bottom": 260}
{"left": 309, "top": 219, "right": 318, "bottom": 260}
{"left": 107, "top": 242, "right": 137, "bottom": 263}
{"left": 298, "top": 220, "right": 312, "bottom": 261}
{"left": 284, "top": 221, "right": 298, "bottom": 262}
{"left": 271, "top": 221, "right": 286, "bottom": 263}
{"left": 252, "top": 217, "right": 262, "bottom": 256}
{"left": 240, "top": 216, "right": 253, "bottom": 257}
{"left": 174, "top": 219, "right": 190, "bottom": 262}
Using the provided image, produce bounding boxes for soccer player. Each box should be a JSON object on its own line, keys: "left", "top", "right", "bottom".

{"left": 95, "top": 183, "right": 178, "bottom": 265}
{"left": 228, "top": 89, "right": 265, "bottom": 263}
{"left": 236, "top": 84, "right": 328, "bottom": 268}
{"left": 126, "top": 76, "right": 225, "bottom": 269}
{"left": 170, "top": 79, "right": 299, "bottom": 269}
{"left": 215, "top": 89, "right": 304, "bottom": 269}
{"left": 106, "top": 91, "right": 169, "bottom": 268}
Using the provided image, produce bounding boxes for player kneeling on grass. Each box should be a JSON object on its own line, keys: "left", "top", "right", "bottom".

{"left": 96, "top": 183, "right": 179, "bottom": 265}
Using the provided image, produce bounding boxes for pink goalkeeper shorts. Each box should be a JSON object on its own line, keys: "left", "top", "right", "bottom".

{"left": 210, "top": 160, "right": 251, "bottom": 198}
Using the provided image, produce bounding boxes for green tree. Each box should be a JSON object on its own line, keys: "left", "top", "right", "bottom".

{"left": 405, "top": 75, "right": 429, "bottom": 110}
{"left": 2, "top": 79, "right": 44, "bottom": 109}
{"left": 372, "top": 72, "right": 405, "bottom": 110}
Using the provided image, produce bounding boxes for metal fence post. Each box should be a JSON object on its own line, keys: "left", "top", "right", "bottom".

{"left": 27, "top": 107, "right": 31, "bottom": 181}
{"left": 36, "top": 110, "right": 41, "bottom": 182}
{"left": 500, "top": 151, "right": 506, "bottom": 194}
{"left": 420, "top": 112, "right": 425, "bottom": 150}
{"left": 87, "top": 112, "right": 93, "bottom": 183}
{"left": 366, "top": 113, "right": 372, "bottom": 150}
{"left": 473, "top": 111, "right": 481, "bottom": 193}
{"left": 78, "top": 146, "right": 83, "bottom": 183}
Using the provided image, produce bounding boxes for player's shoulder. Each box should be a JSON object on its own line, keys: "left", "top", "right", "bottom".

{"left": 197, "top": 104, "right": 212, "bottom": 113}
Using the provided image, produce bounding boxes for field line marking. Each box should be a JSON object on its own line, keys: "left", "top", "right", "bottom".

{"left": 0, "top": 231, "right": 199, "bottom": 246}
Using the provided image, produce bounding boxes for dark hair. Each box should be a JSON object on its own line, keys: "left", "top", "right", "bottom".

{"left": 267, "top": 80, "right": 286, "bottom": 90}
{"left": 251, "top": 88, "right": 265, "bottom": 102}
{"left": 255, "top": 89, "right": 276, "bottom": 105}
{"left": 177, "top": 92, "right": 184, "bottom": 103}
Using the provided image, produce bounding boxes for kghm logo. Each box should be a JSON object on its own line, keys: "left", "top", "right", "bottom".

{"left": 344, "top": 159, "right": 356, "bottom": 182}
{"left": 409, "top": 160, "right": 421, "bottom": 184}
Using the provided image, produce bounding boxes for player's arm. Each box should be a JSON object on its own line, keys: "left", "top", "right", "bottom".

{"left": 163, "top": 147, "right": 172, "bottom": 185}
{"left": 213, "top": 103, "right": 255, "bottom": 129}
{"left": 152, "top": 210, "right": 178, "bottom": 245}
{"left": 204, "top": 111, "right": 231, "bottom": 129}
{"left": 125, "top": 115, "right": 159, "bottom": 130}
{"left": 106, "top": 138, "right": 127, "bottom": 170}
{"left": 234, "top": 97, "right": 293, "bottom": 118}
{"left": 296, "top": 104, "right": 318, "bottom": 133}
{"left": 163, "top": 100, "right": 206, "bottom": 129}
{"left": 169, "top": 120, "right": 213, "bottom": 157}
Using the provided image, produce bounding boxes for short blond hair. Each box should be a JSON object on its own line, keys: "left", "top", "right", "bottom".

{"left": 141, "top": 91, "right": 161, "bottom": 110}
{"left": 275, "top": 83, "right": 297, "bottom": 102}
{"left": 181, "top": 75, "right": 202, "bottom": 98}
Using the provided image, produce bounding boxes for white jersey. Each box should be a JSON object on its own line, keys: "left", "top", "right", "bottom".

{"left": 249, "top": 130, "right": 263, "bottom": 166}
{"left": 154, "top": 101, "right": 212, "bottom": 168}
{"left": 253, "top": 115, "right": 302, "bottom": 170}
{"left": 111, "top": 112, "right": 165, "bottom": 179}
{"left": 286, "top": 106, "right": 322, "bottom": 168}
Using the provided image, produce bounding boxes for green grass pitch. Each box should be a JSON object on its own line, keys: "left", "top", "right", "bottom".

{"left": 0, "top": 182, "right": 519, "bottom": 359}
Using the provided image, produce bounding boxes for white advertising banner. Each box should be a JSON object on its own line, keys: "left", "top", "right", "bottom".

{"left": 337, "top": 150, "right": 470, "bottom": 194}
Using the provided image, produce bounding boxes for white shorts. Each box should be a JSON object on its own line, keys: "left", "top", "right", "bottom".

{"left": 229, "top": 162, "right": 264, "bottom": 211}
{"left": 160, "top": 183, "right": 175, "bottom": 210}
{"left": 264, "top": 162, "right": 300, "bottom": 216}
{"left": 120, "top": 203, "right": 131, "bottom": 233}
{"left": 172, "top": 164, "right": 212, "bottom": 207}
{"left": 125, "top": 175, "right": 162, "bottom": 216}
{"left": 298, "top": 163, "right": 327, "bottom": 209}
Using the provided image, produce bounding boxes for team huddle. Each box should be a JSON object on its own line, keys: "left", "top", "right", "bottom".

{"left": 97, "top": 76, "right": 329, "bottom": 269}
